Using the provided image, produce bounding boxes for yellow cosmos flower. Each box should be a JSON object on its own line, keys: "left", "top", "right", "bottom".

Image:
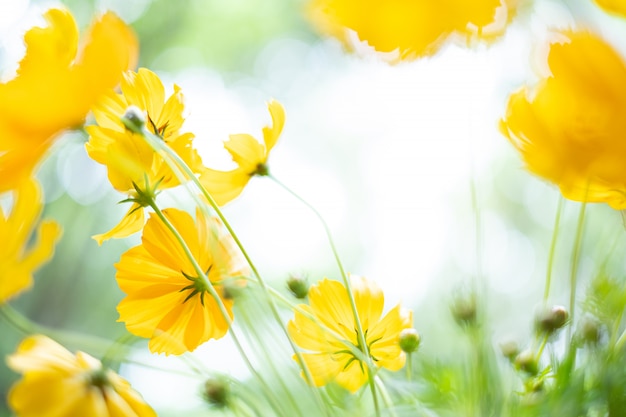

{"left": 0, "top": 179, "right": 62, "bottom": 303}
{"left": 287, "top": 276, "right": 413, "bottom": 392}
{"left": 86, "top": 68, "right": 203, "bottom": 244}
{"left": 115, "top": 208, "right": 250, "bottom": 355}
{"left": 307, "top": 0, "right": 519, "bottom": 60}
{"left": 500, "top": 31, "right": 626, "bottom": 209}
{"left": 0, "top": 8, "right": 138, "bottom": 192}
{"left": 200, "top": 100, "right": 285, "bottom": 206}
{"left": 594, "top": 0, "right": 626, "bottom": 17}
{"left": 7, "top": 334, "right": 156, "bottom": 417}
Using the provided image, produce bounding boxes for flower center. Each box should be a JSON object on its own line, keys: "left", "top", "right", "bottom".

{"left": 180, "top": 267, "right": 212, "bottom": 305}
{"left": 147, "top": 114, "right": 169, "bottom": 139}
{"left": 336, "top": 328, "right": 382, "bottom": 373}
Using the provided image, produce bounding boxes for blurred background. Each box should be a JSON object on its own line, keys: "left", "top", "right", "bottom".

{"left": 2, "top": 0, "right": 626, "bottom": 415}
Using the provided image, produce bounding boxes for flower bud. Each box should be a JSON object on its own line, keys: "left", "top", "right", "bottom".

{"left": 499, "top": 340, "right": 519, "bottom": 362}
{"left": 577, "top": 316, "right": 601, "bottom": 345}
{"left": 450, "top": 293, "right": 477, "bottom": 326}
{"left": 121, "top": 105, "right": 146, "bottom": 134}
{"left": 221, "top": 277, "right": 246, "bottom": 300}
{"left": 514, "top": 349, "right": 538, "bottom": 375}
{"left": 203, "top": 377, "right": 230, "bottom": 408}
{"left": 399, "top": 328, "right": 421, "bottom": 353}
{"left": 535, "top": 305, "right": 568, "bottom": 335}
{"left": 287, "top": 274, "right": 309, "bottom": 299}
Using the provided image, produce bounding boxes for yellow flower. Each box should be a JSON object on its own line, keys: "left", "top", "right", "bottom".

{"left": 0, "top": 8, "right": 138, "bottom": 192}
{"left": 7, "top": 334, "right": 156, "bottom": 417}
{"left": 0, "top": 179, "right": 62, "bottom": 303}
{"left": 287, "top": 276, "right": 413, "bottom": 392}
{"left": 86, "top": 68, "right": 204, "bottom": 244}
{"left": 500, "top": 31, "right": 626, "bottom": 209}
{"left": 594, "top": 0, "right": 626, "bottom": 17}
{"left": 115, "top": 208, "right": 250, "bottom": 355}
{"left": 307, "top": 0, "right": 519, "bottom": 60}
{"left": 200, "top": 100, "right": 285, "bottom": 206}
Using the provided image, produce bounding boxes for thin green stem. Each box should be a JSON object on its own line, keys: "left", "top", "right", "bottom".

{"left": 375, "top": 376, "right": 399, "bottom": 417}
{"left": 534, "top": 333, "right": 550, "bottom": 364}
{"left": 544, "top": 196, "right": 563, "bottom": 303}
{"left": 0, "top": 304, "right": 119, "bottom": 357}
{"left": 101, "top": 332, "right": 137, "bottom": 370}
{"left": 406, "top": 352, "right": 413, "bottom": 382}
{"left": 137, "top": 128, "right": 327, "bottom": 415}
{"left": 147, "top": 202, "right": 288, "bottom": 417}
{"left": 566, "top": 201, "right": 587, "bottom": 344}
{"left": 269, "top": 174, "right": 381, "bottom": 416}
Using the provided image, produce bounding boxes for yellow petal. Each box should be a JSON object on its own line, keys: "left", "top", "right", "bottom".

{"left": 594, "top": 0, "right": 626, "bottom": 17}
{"left": 262, "top": 100, "right": 285, "bottom": 153}
{"left": 199, "top": 167, "right": 251, "bottom": 206}
{"left": 308, "top": 0, "right": 518, "bottom": 60}
{"left": 92, "top": 203, "right": 144, "bottom": 245}
{"left": 224, "top": 133, "right": 266, "bottom": 171}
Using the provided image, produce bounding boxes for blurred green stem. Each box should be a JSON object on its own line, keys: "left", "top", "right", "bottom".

{"left": 0, "top": 304, "right": 127, "bottom": 358}
{"left": 567, "top": 201, "right": 587, "bottom": 343}
{"left": 544, "top": 196, "right": 563, "bottom": 303}
{"left": 269, "top": 174, "right": 382, "bottom": 417}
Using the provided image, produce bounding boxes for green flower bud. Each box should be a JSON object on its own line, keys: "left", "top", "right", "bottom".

{"left": 450, "top": 293, "right": 477, "bottom": 326}
{"left": 287, "top": 274, "right": 309, "bottom": 299}
{"left": 499, "top": 340, "right": 519, "bottom": 362}
{"left": 535, "top": 305, "right": 568, "bottom": 335}
{"left": 121, "top": 105, "right": 146, "bottom": 134}
{"left": 399, "top": 328, "right": 421, "bottom": 353}
{"left": 577, "top": 316, "right": 601, "bottom": 345}
{"left": 203, "top": 377, "right": 230, "bottom": 408}
{"left": 514, "top": 349, "right": 538, "bottom": 375}
{"left": 221, "top": 277, "right": 246, "bottom": 300}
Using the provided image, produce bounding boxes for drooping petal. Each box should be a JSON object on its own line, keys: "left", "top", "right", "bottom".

{"left": 200, "top": 168, "right": 251, "bottom": 206}
{"left": 262, "top": 100, "right": 285, "bottom": 153}
{"left": 0, "top": 179, "right": 62, "bottom": 302}
{"left": 93, "top": 203, "right": 145, "bottom": 246}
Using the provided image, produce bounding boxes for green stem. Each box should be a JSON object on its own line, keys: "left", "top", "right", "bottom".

{"left": 101, "top": 332, "right": 137, "bottom": 370}
{"left": 0, "top": 304, "right": 119, "bottom": 357}
{"left": 147, "top": 202, "right": 288, "bottom": 417}
{"left": 566, "top": 201, "right": 587, "bottom": 344}
{"left": 269, "top": 174, "right": 381, "bottom": 416}
{"left": 406, "top": 352, "right": 413, "bottom": 382}
{"left": 544, "top": 196, "right": 563, "bottom": 303}
{"left": 375, "top": 376, "right": 399, "bottom": 417}
{"left": 534, "top": 333, "right": 549, "bottom": 364}
{"left": 137, "top": 128, "right": 327, "bottom": 415}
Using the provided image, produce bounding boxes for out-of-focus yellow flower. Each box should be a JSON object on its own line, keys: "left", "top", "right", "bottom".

{"left": 307, "top": 0, "right": 519, "bottom": 60}
{"left": 200, "top": 100, "right": 284, "bottom": 206}
{"left": 115, "top": 208, "right": 250, "bottom": 355}
{"left": 287, "top": 276, "right": 413, "bottom": 392}
{"left": 500, "top": 31, "right": 626, "bottom": 209}
{"left": 0, "top": 8, "right": 138, "bottom": 192}
{"left": 7, "top": 335, "right": 156, "bottom": 417}
{"left": 594, "top": 0, "right": 626, "bottom": 17}
{"left": 0, "top": 179, "right": 62, "bottom": 303}
{"left": 86, "top": 68, "right": 203, "bottom": 244}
